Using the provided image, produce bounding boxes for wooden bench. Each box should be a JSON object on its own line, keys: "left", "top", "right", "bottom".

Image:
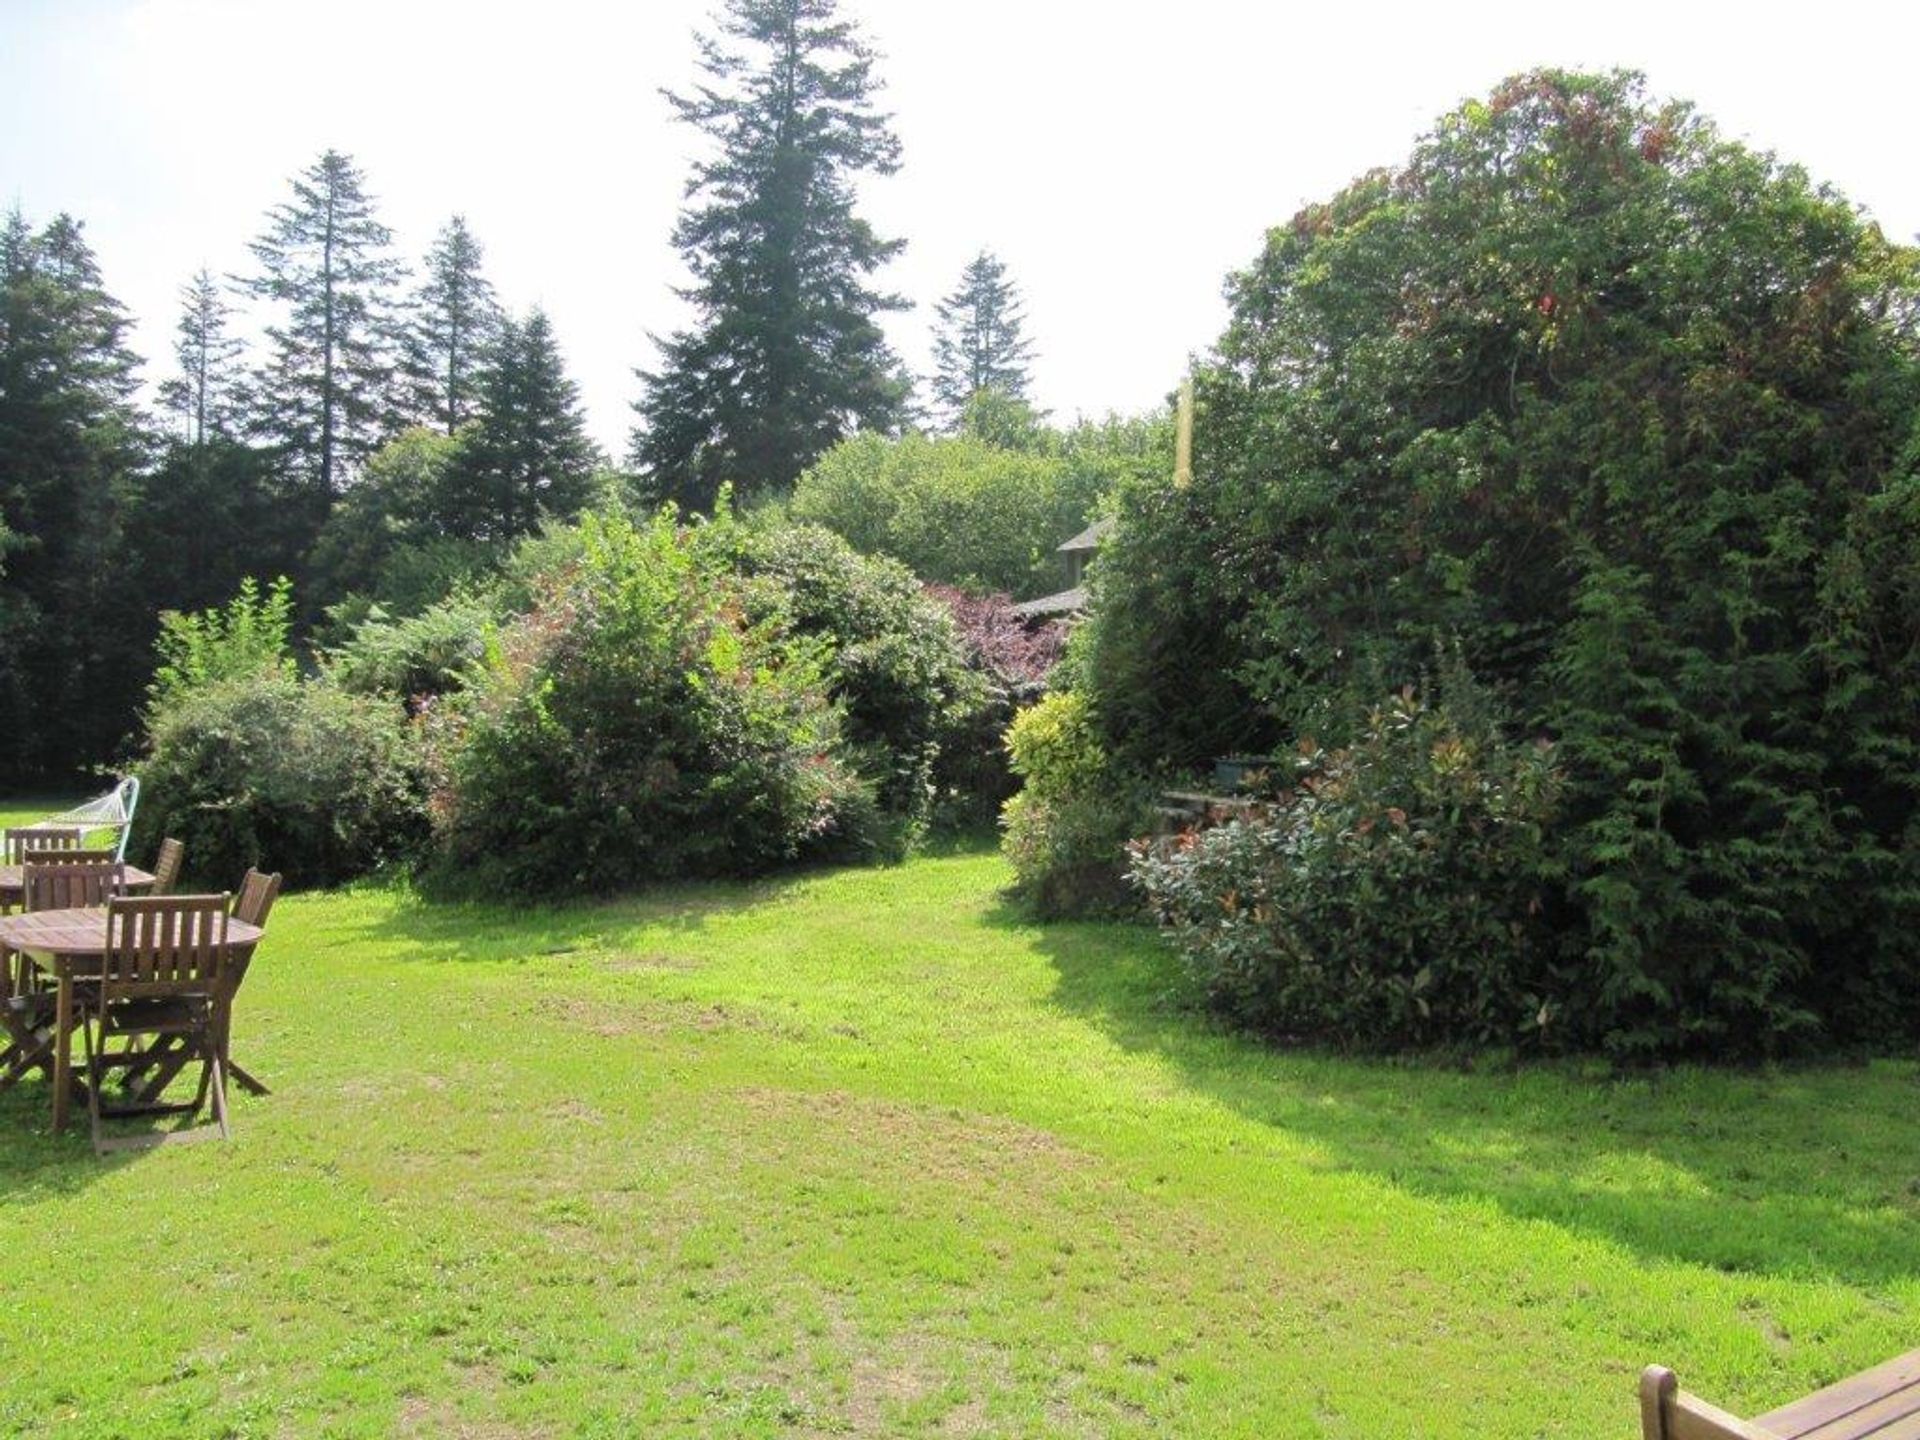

{"left": 1641, "top": 1351, "right": 1920, "bottom": 1439}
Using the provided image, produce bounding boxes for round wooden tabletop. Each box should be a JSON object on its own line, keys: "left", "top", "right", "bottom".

{"left": 0, "top": 904, "right": 262, "bottom": 958}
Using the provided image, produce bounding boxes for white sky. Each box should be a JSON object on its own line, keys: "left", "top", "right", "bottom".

{"left": 5, "top": 0, "right": 1917, "bottom": 456}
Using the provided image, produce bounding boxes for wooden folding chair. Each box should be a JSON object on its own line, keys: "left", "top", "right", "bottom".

{"left": 2, "top": 826, "right": 82, "bottom": 865}
{"left": 81, "top": 894, "right": 232, "bottom": 1154}
{"left": 0, "top": 857, "right": 125, "bottom": 1093}
{"left": 150, "top": 838, "right": 185, "bottom": 897}
{"left": 127, "top": 869, "right": 281, "bottom": 1103}
{"left": 0, "top": 827, "right": 83, "bottom": 918}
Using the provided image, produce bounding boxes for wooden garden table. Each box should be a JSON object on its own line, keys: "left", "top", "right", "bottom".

{"left": 0, "top": 863, "right": 155, "bottom": 910}
{"left": 0, "top": 906, "right": 262, "bottom": 1134}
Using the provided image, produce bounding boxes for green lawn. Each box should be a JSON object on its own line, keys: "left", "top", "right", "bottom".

{"left": 2, "top": 802, "right": 1916, "bottom": 1437}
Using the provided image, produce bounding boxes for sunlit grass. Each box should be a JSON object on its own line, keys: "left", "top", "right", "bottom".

{"left": 1, "top": 799, "right": 1915, "bottom": 1436}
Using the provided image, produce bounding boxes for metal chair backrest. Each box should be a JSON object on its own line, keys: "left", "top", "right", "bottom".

{"left": 4, "top": 826, "right": 81, "bottom": 864}
{"left": 22, "top": 860, "right": 126, "bottom": 912}
{"left": 232, "top": 869, "right": 282, "bottom": 930}
{"left": 152, "top": 838, "right": 186, "bottom": 896}
{"left": 101, "top": 895, "right": 230, "bottom": 1003}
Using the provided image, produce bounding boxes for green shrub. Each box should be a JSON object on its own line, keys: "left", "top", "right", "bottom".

{"left": 734, "top": 523, "right": 989, "bottom": 848}
{"left": 1000, "top": 691, "right": 1150, "bottom": 916}
{"left": 321, "top": 589, "right": 497, "bottom": 702}
{"left": 432, "top": 512, "right": 871, "bottom": 894}
{"left": 1128, "top": 690, "right": 1563, "bottom": 1049}
{"left": 132, "top": 672, "right": 430, "bottom": 889}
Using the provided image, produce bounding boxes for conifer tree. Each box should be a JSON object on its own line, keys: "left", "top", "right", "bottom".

{"left": 157, "top": 267, "right": 247, "bottom": 444}
{"left": 631, "top": 0, "right": 911, "bottom": 511}
{"left": 441, "top": 308, "right": 599, "bottom": 541}
{"left": 930, "top": 249, "right": 1035, "bottom": 423}
{"left": 398, "top": 215, "right": 502, "bottom": 434}
{"left": 0, "top": 209, "right": 149, "bottom": 777}
{"left": 242, "top": 150, "right": 406, "bottom": 500}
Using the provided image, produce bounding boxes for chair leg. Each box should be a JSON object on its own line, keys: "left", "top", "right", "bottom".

{"left": 227, "top": 1060, "right": 271, "bottom": 1097}
{"left": 208, "top": 1054, "right": 230, "bottom": 1141}
{"left": 84, "top": 1011, "right": 107, "bottom": 1157}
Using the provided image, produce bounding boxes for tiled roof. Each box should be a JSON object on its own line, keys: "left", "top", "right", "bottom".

{"left": 1056, "top": 518, "right": 1114, "bottom": 553}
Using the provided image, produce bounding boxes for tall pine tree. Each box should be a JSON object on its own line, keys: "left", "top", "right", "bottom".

{"left": 930, "top": 249, "right": 1036, "bottom": 424}
{"left": 631, "top": 0, "right": 910, "bottom": 511}
{"left": 0, "top": 210, "right": 149, "bottom": 778}
{"left": 242, "top": 150, "right": 406, "bottom": 502}
{"left": 156, "top": 267, "right": 247, "bottom": 444}
{"left": 398, "top": 215, "right": 502, "bottom": 435}
{"left": 440, "top": 308, "right": 599, "bottom": 541}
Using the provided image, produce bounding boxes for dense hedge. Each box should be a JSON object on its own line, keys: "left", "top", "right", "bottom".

{"left": 1076, "top": 70, "right": 1920, "bottom": 1055}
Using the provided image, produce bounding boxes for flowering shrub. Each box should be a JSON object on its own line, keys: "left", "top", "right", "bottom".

{"left": 1129, "top": 691, "right": 1563, "bottom": 1048}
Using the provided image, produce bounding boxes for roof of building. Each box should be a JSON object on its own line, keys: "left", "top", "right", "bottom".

{"left": 1009, "top": 586, "right": 1087, "bottom": 620}
{"left": 1057, "top": 518, "right": 1114, "bottom": 554}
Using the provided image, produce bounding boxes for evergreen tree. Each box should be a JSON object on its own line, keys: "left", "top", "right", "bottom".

{"left": 242, "top": 150, "right": 406, "bottom": 501}
{"left": 156, "top": 267, "right": 247, "bottom": 444}
{"left": 631, "top": 0, "right": 911, "bottom": 511}
{"left": 398, "top": 215, "right": 502, "bottom": 434}
{"left": 442, "top": 308, "right": 599, "bottom": 541}
{"left": 930, "top": 249, "right": 1035, "bottom": 423}
{"left": 0, "top": 209, "right": 150, "bottom": 778}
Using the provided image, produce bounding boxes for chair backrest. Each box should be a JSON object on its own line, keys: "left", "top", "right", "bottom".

{"left": 4, "top": 826, "right": 81, "bottom": 864}
{"left": 102, "top": 895, "right": 231, "bottom": 1002}
{"left": 152, "top": 838, "right": 186, "bottom": 896}
{"left": 1640, "top": 1367, "right": 1783, "bottom": 1440}
{"left": 22, "top": 859, "right": 126, "bottom": 913}
{"left": 232, "top": 869, "right": 282, "bottom": 930}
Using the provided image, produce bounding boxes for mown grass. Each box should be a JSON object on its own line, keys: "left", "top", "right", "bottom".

{"left": 1, "top": 800, "right": 1915, "bottom": 1437}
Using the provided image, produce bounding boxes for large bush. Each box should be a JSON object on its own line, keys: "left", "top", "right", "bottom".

{"left": 732, "top": 523, "right": 988, "bottom": 845}
{"left": 132, "top": 672, "right": 430, "bottom": 889}
{"left": 432, "top": 513, "right": 870, "bottom": 894}
{"left": 1084, "top": 69, "right": 1920, "bottom": 1054}
{"left": 1129, "top": 690, "right": 1563, "bottom": 1049}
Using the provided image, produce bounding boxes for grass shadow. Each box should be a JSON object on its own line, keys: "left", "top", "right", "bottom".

{"left": 995, "top": 898, "right": 1920, "bottom": 1291}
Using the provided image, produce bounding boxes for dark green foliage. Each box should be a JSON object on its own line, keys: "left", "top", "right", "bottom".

{"left": 307, "top": 427, "right": 470, "bottom": 606}
{"left": 931, "top": 250, "right": 1036, "bottom": 423}
{"left": 1091, "top": 70, "right": 1920, "bottom": 1054}
{"left": 434, "top": 513, "right": 871, "bottom": 894}
{"left": 1001, "top": 691, "right": 1151, "bottom": 917}
{"left": 397, "top": 215, "right": 502, "bottom": 435}
{"left": 242, "top": 150, "right": 406, "bottom": 507}
{"left": 631, "top": 0, "right": 911, "bottom": 511}
{"left": 0, "top": 209, "right": 150, "bottom": 783}
{"left": 131, "top": 671, "right": 430, "bottom": 890}
{"left": 439, "top": 309, "right": 599, "bottom": 542}
{"left": 734, "top": 522, "right": 988, "bottom": 842}
{"left": 134, "top": 436, "right": 307, "bottom": 619}
{"left": 1129, "top": 690, "right": 1564, "bottom": 1048}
